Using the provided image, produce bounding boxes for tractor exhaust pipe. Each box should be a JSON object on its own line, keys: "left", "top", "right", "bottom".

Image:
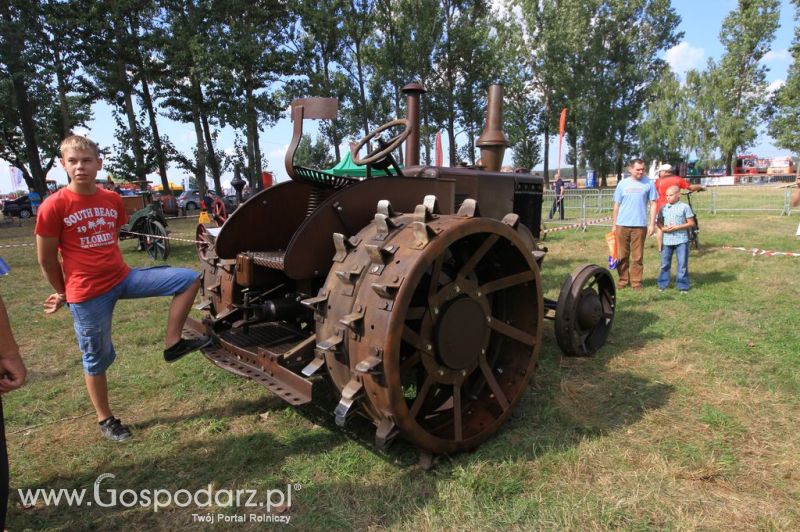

{"left": 476, "top": 84, "right": 509, "bottom": 172}
{"left": 402, "top": 82, "right": 426, "bottom": 167}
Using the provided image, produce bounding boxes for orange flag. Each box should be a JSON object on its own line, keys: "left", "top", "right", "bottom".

{"left": 557, "top": 108, "right": 567, "bottom": 172}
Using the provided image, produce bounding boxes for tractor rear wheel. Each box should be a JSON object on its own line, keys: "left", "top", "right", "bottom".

{"left": 311, "top": 198, "right": 543, "bottom": 454}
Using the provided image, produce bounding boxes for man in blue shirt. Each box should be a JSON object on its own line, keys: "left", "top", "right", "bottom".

{"left": 611, "top": 158, "right": 657, "bottom": 290}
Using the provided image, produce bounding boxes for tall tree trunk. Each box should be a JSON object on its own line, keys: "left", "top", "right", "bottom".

{"left": 195, "top": 77, "right": 222, "bottom": 193}
{"left": 422, "top": 110, "right": 431, "bottom": 165}
{"left": 615, "top": 126, "right": 626, "bottom": 178}
{"left": 10, "top": 75, "right": 47, "bottom": 195}
{"left": 251, "top": 110, "right": 263, "bottom": 190}
{"left": 447, "top": 114, "right": 456, "bottom": 166}
{"left": 136, "top": 53, "right": 171, "bottom": 194}
{"left": 571, "top": 131, "right": 578, "bottom": 185}
{"left": 542, "top": 127, "right": 549, "bottom": 185}
{"left": 192, "top": 101, "right": 207, "bottom": 197}
{"left": 53, "top": 50, "right": 71, "bottom": 139}
{"left": 244, "top": 74, "right": 258, "bottom": 190}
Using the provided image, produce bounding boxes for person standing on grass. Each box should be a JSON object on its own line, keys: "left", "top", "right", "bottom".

{"left": 34, "top": 135, "right": 210, "bottom": 443}
{"left": 548, "top": 172, "right": 565, "bottom": 220}
{"left": 656, "top": 185, "right": 695, "bottom": 293}
{"left": 654, "top": 163, "right": 704, "bottom": 251}
{"left": 611, "top": 158, "right": 657, "bottom": 291}
{"left": 1, "top": 263, "right": 27, "bottom": 529}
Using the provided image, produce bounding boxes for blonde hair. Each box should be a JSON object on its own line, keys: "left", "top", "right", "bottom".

{"left": 59, "top": 135, "right": 100, "bottom": 158}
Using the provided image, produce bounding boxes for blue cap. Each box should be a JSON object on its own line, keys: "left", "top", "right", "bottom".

{"left": 0, "top": 257, "right": 9, "bottom": 276}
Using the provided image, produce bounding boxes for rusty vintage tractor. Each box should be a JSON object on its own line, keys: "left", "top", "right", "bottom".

{"left": 184, "top": 83, "right": 616, "bottom": 458}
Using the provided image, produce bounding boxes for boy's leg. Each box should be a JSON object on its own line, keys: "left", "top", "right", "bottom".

{"left": 165, "top": 277, "right": 201, "bottom": 347}
{"left": 559, "top": 198, "right": 564, "bottom": 220}
{"left": 69, "top": 291, "right": 118, "bottom": 420}
{"left": 657, "top": 245, "right": 674, "bottom": 289}
{"left": 84, "top": 373, "right": 112, "bottom": 421}
{"left": 616, "top": 226, "right": 632, "bottom": 288}
{"left": 119, "top": 267, "right": 207, "bottom": 358}
{"left": 675, "top": 242, "right": 690, "bottom": 291}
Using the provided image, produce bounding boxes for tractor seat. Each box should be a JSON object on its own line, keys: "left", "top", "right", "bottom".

{"left": 293, "top": 166, "right": 358, "bottom": 190}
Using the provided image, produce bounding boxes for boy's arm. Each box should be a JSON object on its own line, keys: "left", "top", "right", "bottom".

{"left": 36, "top": 235, "right": 67, "bottom": 313}
{"left": 0, "top": 294, "right": 26, "bottom": 393}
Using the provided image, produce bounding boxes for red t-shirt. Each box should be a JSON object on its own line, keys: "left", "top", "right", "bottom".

{"left": 655, "top": 176, "right": 690, "bottom": 211}
{"left": 35, "top": 187, "right": 130, "bottom": 303}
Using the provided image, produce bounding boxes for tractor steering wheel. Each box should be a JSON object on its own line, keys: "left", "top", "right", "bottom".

{"left": 351, "top": 118, "right": 411, "bottom": 166}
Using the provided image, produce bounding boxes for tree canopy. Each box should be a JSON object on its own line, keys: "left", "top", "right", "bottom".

{"left": 0, "top": 0, "right": 793, "bottom": 193}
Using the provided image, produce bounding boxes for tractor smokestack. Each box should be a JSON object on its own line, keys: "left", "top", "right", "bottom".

{"left": 476, "top": 84, "right": 509, "bottom": 172}
{"left": 401, "top": 82, "right": 426, "bottom": 167}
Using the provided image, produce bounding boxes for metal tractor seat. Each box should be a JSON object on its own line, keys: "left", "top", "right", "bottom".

{"left": 285, "top": 97, "right": 358, "bottom": 192}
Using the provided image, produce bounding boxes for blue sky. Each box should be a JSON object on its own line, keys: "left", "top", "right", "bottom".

{"left": 1, "top": 0, "right": 797, "bottom": 193}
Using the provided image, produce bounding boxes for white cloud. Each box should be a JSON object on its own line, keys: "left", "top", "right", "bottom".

{"left": 762, "top": 49, "right": 790, "bottom": 63}
{"left": 269, "top": 145, "right": 288, "bottom": 160}
{"left": 223, "top": 146, "right": 237, "bottom": 157}
{"left": 666, "top": 42, "right": 705, "bottom": 75}
{"left": 766, "top": 79, "right": 785, "bottom": 94}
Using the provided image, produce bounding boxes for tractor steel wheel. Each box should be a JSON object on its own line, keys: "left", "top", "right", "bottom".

{"left": 196, "top": 224, "right": 213, "bottom": 262}
{"left": 211, "top": 198, "right": 227, "bottom": 226}
{"left": 554, "top": 264, "right": 615, "bottom": 357}
{"left": 145, "top": 220, "right": 170, "bottom": 260}
{"left": 314, "top": 198, "right": 543, "bottom": 454}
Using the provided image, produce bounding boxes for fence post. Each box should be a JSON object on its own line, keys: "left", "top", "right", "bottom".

{"left": 782, "top": 188, "right": 790, "bottom": 216}
{"left": 581, "top": 192, "right": 587, "bottom": 231}
{"left": 711, "top": 189, "right": 717, "bottom": 215}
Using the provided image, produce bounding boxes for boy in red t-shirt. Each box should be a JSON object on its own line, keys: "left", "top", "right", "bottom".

{"left": 654, "top": 164, "right": 704, "bottom": 250}
{"left": 35, "top": 135, "right": 210, "bottom": 442}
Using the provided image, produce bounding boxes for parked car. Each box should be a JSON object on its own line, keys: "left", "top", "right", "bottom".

{"left": 2, "top": 195, "right": 32, "bottom": 218}
{"left": 177, "top": 190, "right": 201, "bottom": 211}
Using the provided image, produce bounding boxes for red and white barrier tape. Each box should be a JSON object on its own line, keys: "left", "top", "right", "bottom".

{"left": 722, "top": 246, "right": 800, "bottom": 257}
{"left": 0, "top": 242, "right": 35, "bottom": 249}
{"left": 120, "top": 229, "right": 204, "bottom": 245}
{"left": 543, "top": 216, "right": 612, "bottom": 234}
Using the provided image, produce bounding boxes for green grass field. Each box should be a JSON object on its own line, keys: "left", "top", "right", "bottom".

{"left": 1, "top": 204, "right": 799, "bottom": 531}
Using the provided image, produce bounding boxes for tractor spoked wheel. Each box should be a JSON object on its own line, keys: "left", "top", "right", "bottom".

{"left": 554, "top": 264, "right": 615, "bottom": 357}
{"left": 145, "top": 220, "right": 170, "bottom": 260}
{"left": 211, "top": 198, "right": 227, "bottom": 226}
{"left": 196, "top": 224, "right": 213, "bottom": 262}
{"left": 310, "top": 198, "right": 543, "bottom": 454}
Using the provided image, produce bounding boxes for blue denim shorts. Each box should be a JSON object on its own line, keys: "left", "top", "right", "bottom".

{"left": 68, "top": 266, "right": 200, "bottom": 375}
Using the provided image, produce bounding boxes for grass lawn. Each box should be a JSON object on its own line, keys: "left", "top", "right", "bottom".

{"left": 1, "top": 206, "right": 799, "bottom": 530}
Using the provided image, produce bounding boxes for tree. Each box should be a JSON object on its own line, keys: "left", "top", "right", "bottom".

{"left": 210, "top": 0, "right": 296, "bottom": 190}
{"left": 0, "top": 0, "right": 92, "bottom": 194}
{"left": 159, "top": 0, "right": 225, "bottom": 196}
{"left": 495, "top": 15, "right": 542, "bottom": 171}
{"left": 638, "top": 68, "right": 690, "bottom": 164}
{"left": 769, "top": 0, "right": 800, "bottom": 160}
{"left": 586, "top": 0, "right": 682, "bottom": 180}
{"left": 293, "top": 134, "right": 335, "bottom": 169}
{"left": 709, "top": 0, "right": 779, "bottom": 175}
